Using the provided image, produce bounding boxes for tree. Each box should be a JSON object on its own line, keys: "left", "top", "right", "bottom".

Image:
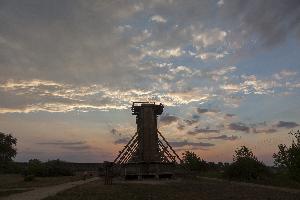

{"left": 0, "top": 132, "right": 17, "bottom": 162}
{"left": 273, "top": 130, "right": 300, "bottom": 181}
{"left": 224, "top": 146, "right": 269, "bottom": 180}
{"left": 182, "top": 151, "right": 207, "bottom": 171}
{"left": 233, "top": 145, "right": 256, "bottom": 161}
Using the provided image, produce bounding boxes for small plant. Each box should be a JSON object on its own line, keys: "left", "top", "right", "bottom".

{"left": 24, "top": 174, "right": 35, "bottom": 182}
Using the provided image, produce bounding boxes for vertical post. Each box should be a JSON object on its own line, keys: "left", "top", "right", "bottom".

{"left": 104, "top": 161, "right": 113, "bottom": 185}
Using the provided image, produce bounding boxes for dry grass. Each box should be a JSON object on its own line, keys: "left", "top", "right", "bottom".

{"left": 44, "top": 178, "right": 300, "bottom": 200}
{"left": 0, "top": 174, "right": 82, "bottom": 189}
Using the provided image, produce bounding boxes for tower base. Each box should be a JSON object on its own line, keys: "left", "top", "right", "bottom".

{"left": 123, "top": 162, "right": 175, "bottom": 180}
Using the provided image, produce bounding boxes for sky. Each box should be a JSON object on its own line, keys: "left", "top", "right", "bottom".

{"left": 0, "top": 0, "right": 300, "bottom": 165}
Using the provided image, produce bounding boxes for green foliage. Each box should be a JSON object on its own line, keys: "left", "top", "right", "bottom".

{"left": 273, "top": 130, "right": 300, "bottom": 181}
{"left": 25, "top": 159, "right": 73, "bottom": 177}
{"left": 224, "top": 146, "right": 269, "bottom": 180}
{"left": 44, "top": 159, "right": 73, "bottom": 176}
{"left": 0, "top": 133, "right": 17, "bottom": 162}
{"left": 182, "top": 151, "right": 207, "bottom": 171}
{"left": 0, "top": 133, "right": 19, "bottom": 174}
{"left": 24, "top": 175, "right": 35, "bottom": 182}
{"left": 0, "top": 161, "right": 21, "bottom": 174}
{"left": 233, "top": 145, "right": 256, "bottom": 161}
{"left": 26, "top": 159, "right": 46, "bottom": 176}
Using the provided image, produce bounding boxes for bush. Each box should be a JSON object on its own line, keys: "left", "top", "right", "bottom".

{"left": 273, "top": 130, "right": 300, "bottom": 182}
{"left": 26, "top": 159, "right": 46, "bottom": 176}
{"left": 182, "top": 151, "right": 208, "bottom": 171}
{"left": 224, "top": 146, "right": 269, "bottom": 181}
{"left": 224, "top": 157, "right": 269, "bottom": 181}
{"left": 0, "top": 161, "right": 22, "bottom": 174}
{"left": 24, "top": 159, "right": 73, "bottom": 177}
{"left": 44, "top": 159, "right": 73, "bottom": 176}
{"left": 24, "top": 175, "right": 35, "bottom": 182}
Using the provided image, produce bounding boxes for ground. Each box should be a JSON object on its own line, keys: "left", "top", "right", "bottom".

{"left": 0, "top": 174, "right": 82, "bottom": 198}
{"left": 44, "top": 177, "right": 300, "bottom": 200}
{"left": 0, "top": 174, "right": 82, "bottom": 189}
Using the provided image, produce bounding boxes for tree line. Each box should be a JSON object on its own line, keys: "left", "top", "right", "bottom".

{"left": 182, "top": 130, "right": 300, "bottom": 182}
{"left": 1, "top": 130, "right": 300, "bottom": 182}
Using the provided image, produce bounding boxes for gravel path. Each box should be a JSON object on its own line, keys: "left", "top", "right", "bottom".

{"left": 0, "top": 177, "right": 99, "bottom": 200}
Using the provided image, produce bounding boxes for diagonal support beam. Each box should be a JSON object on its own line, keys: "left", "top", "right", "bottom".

{"left": 157, "top": 130, "right": 182, "bottom": 163}
{"left": 113, "top": 132, "right": 138, "bottom": 164}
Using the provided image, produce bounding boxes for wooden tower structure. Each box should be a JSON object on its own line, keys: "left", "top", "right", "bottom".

{"left": 113, "top": 102, "right": 181, "bottom": 179}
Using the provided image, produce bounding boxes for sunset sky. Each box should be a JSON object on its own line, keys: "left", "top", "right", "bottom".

{"left": 1, "top": 0, "right": 300, "bottom": 165}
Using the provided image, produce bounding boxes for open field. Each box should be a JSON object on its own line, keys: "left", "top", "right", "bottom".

{"left": 44, "top": 178, "right": 300, "bottom": 200}
{"left": 0, "top": 189, "right": 32, "bottom": 198}
{"left": 198, "top": 171, "right": 300, "bottom": 190}
{"left": 0, "top": 174, "right": 82, "bottom": 189}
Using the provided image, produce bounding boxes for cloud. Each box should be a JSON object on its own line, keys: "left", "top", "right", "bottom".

{"left": 60, "top": 145, "right": 91, "bottom": 150}
{"left": 169, "top": 140, "right": 215, "bottom": 148}
{"left": 273, "top": 69, "right": 298, "bottom": 80}
{"left": 37, "top": 141, "right": 85, "bottom": 145}
{"left": 0, "top": 0, "right": 299, "bottom": 116}
{"left": 253, "top": 128, "right": 278, "bottom": 134}
{"left": 177, "top": 124, "right": 185, "bottom": 130}
{"left": 197, "top": 107, "right": 219, "bottom": 114}
{"left": 36, "top": 140, "right": 92, "bottom": 151}
{"left": 225, "top": 113, "right": 235, "bottom": 118}
{"left": 146, "top": 47, "right": 183, "bottom": 58}
{"left": 196, "top": 52, "right": 226, "bottom": 60}
{"left": 199, "top": 135, "right": 239, "bottom": 141}
{"left": 228, "top": 122, "right": 250, "bottom": 133}
{"left": 114, "top": 137, "right": 130, "bottom": 145}
{"left": 160, "top": 113, "right": 179, "bottom": 125}
{"left": 187, "top": 128, "right": 220, "bottom": 135}
{"left": 192, "top": 28, "right": 227, "bottom": 48}
{"left": 276, "top": 121, "right": 299, "bottom": 128}
{"left": 151, "top": 15, "right": 167, "bottom": 23}
{"left": 220, "top": 0, "right": 300, "bottom": 47}
{"left": 0, "top": 79, "right": 211, "bottom": 113}
{"left": 184, "top": 119, "right": 198, "bottom": 126}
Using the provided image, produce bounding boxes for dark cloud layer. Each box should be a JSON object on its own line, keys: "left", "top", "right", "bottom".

{"left": 228, "top": 122, "right": 250, "bottom": 133}
{"left": 187, "top": 127, "right": 220, "bottom": 135}
{"left": 200, "top": 134, "right": 239, "bottom": 141}
{"left": 197, "top": 108, "right": 219, "bottom": 114}
{"left": 114, "top": 138, "right": 130, "bottom": 145}
{"left": 253, "top": 128, "right": 277, "bottom": 134}
{"left": 160, "top": 113, "right": 179, "bottom": 125}
{"left": 276, "top": 121, "right": 299, "bottom": 128}
{"left": 169, "top": 140, "right": 214, "bottom": 148}
{"left": 221, "top": 0, "right": 300, "bottom": 47}
{"left": 36, "top": 140, "right": 91, "bottom": 151}
{"left": 37, "top": 141, "right": 85, "bottom": 145}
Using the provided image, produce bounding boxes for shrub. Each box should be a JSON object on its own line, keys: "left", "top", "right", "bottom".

{"left": 26, "top": 159, "right": 46, "bottom": 176}
{"left": 0, "top": 161, "right": 22, "bottom": 174}
{"left": 182, "top": 151, "right": 208, "bottom": 171}
{"left": 24, "top": 159, "right": 73, "bottom": 177}
{"left": 224, "top": 146, "right": 269, "bottom": 181}
{"left": 273, "top": 130, "right": 300, "bottom": 182}
{"left": 24, "top": 175, "right": 35, "bottom": 182}
{"left": 44, "top": 159, "right": 73, "bottom": 176}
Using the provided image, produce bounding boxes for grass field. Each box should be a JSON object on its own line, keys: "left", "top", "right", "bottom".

{"left": 44, "top": 178, "right": 300, "bottom": 200}
{"left": 198, "top": 171, "right": 300, "bottom": 190}
{"left": 0, "top": 174, "right": 82, "bottom": 189}
{"left": 0, "top": 189, "right": 32, "bottom": 197}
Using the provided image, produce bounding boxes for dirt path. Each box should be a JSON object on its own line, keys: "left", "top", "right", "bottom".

{"left": 0, "top": 177, "right": 99, "bottom": 200}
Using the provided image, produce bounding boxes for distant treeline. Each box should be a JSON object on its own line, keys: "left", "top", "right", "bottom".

{"left": 0, "top": 159, "right": 102, "bottom": 175}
